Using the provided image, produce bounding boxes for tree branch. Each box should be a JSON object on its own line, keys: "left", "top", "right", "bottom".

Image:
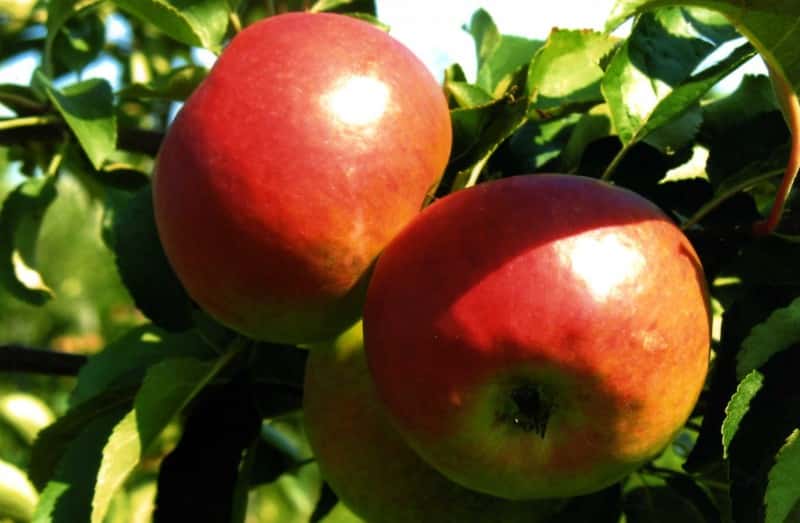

{"left": 0, "top": 123, "right": 164, "bottom": 156}
{"left": 0, "top": 344, "right": 87, "bottom": 376}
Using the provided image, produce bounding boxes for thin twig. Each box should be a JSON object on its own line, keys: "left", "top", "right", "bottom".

{"left": 0, "top": 344, "right": 87, "bottom": 376}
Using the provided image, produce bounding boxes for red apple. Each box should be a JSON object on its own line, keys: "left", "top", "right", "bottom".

{"left": 364, "top": 174, "right": 710, "bottom": 500}
{"left": 152, "top": 13, "right": 451, "bottom": 343}
{"left": 304, "top": 321, "right": 561, "bottom": 523}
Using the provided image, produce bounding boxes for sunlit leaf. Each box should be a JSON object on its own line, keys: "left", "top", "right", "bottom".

{"left": 607, "top": 0, "right": 800, "bottom": 95}
{"left": 765, "top": 429, "right": 800, "bottom": 523}
{"left": 528, "top": 29, "right": 618, "bottom": 108}
{"left": 37, "top": 73, "right": 116, "bottom": 170}
{"left": 722, "top": 370, "right": 764, "bottom": 458}
{"left": 115, "top": 0, "right": 229, "bottom": 52}
{"left": 91, "top": 357, "right": 225, "bottom": 523}
{"left": 602, "top": 9, "right": 715, "bottom": 147}
{"left": 0, "top": 176, "right": 57, "bottom": 305}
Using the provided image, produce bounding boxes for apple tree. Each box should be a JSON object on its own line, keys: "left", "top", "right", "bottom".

{"left": 0, "top": 1, "right": 799, "bottom": 522}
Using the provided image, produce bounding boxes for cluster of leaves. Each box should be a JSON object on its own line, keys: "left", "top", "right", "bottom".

{"left": 0, "top": 0, "right": 799, "bottom": 522}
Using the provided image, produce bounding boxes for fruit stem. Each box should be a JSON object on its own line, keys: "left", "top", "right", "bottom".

{"left": 752, "top": 65, "right": 800, "bottom": 236}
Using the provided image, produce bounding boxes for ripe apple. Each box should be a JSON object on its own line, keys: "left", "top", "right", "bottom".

{"left": 364, "top": 174, "right": 710, "bottom": 500}
{"left": 152, "top": 13, "right": 451, "bottom": 343}
{"left": 304, "top": 322, "right": 561, "bottom": 523}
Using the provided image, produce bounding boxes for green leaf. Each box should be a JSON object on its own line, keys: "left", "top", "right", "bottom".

{"left": 37, "top": 73, "right": 116, "bottom": 170}
{"left": 44, "top": 0, "right": 104, "bottom": 75}
{"left": 737, "top": 296, "right": 800, "bottom": 378}
{"left": 117, "top": 65, "right": 209, "bottom": 102}
{"left": 601, "top": 9, "right": 715, "bottom": 147}
{"left": 721, "top": 369, "right": 764, "bottom": 458}
{"left": 0, "top": 84, "right": 47, "bottom": 115}
{"left": 107, "top": 186, "right": 194, "bottom": 331}
{"left": 639, "top": 42, "right": 757, "bottom": 148}
{"left": 623, "top": 486, "right": 707, "bottom": 522}
{"left": 606, "top": 0, "right": 800, "bottom": 95}
{"left": 466, "top": 9, "right": 501, "bottom": 72}
{"left": 446, "top": 95, "right": 530, "bottom": 191}
{"left": 152, "top": 381, "right": 261, "bottom": 522}
{"left": 309, "top": 0, "right": 376, "bottom": 15}
{"left": 465, "top": 9, "right": 542, "bottom": 96}
{"left": 528, "top": 29, "right": 618, "bottom": 108}
{"left": 32, "top": 409, "right": 127, "bottom": 523}
{"left": 560, "top": 104, "right": 614, "bottom": 171}
{"left": 681, "top": 7, "right": 740, "bottom": 45}
{"left": 52, "top": 10, "right": 106, "bottom": 74}
{"left": 766, "top": 429, "right": 800, "bottom": 523}
{"left": 445, "top": 82, "right": 494, "bottom": 108}
{"left": 310, "top": 483, "right": 338, "bottom": 523}
{"left": 91, "top": 356, "right": 228, "bottom": 523}
{"left": 29, "top": 388, "right": 135, "bottom": 491}
{"left": 702, "top": 75, "right": 778, "bottom": 139}
{"left": 70, "top": 324, "right": 217, "bottom": 408}
{"left": 114, "top": 0, "right": 229, "bottom": 52}
{"left": 0, "top": 459, "right": 38, "bottom": 523}
{"left": 0, "top": 176, "right": 58, "bottom": 305}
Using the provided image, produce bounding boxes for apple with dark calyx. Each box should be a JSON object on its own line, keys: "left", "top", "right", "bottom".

{"left": 364, "top": 174, "right": 711, "bottom": 500}
{"left": 153, "top": 13, "right": 451, "bottom": 343}
{"left": 304, "top": 321, "right": 562, "bottom": 523}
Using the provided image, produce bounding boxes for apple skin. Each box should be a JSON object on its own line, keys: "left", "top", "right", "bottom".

{"left": 364, "top": 174, "right": 710, "bottom": 500}
{"left": 304, "top": 322, "right": 561, "bottom": 523}
{"left": 152, "top": 13, "right": 451, "bottom": 343}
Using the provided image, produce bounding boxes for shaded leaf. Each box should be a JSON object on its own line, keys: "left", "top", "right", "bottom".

{"left": 684, "top": 287, "right": 798, "bottom": 473}
{"left": 70, "top": 324, "right": 217, "bottom": 408}
{"left": 52, "top": 10, "right": 105, "bottom": 74}
{"left": 766, "top": 429, "right": 800, "bottom": 523}
{"left": 702, "top": 74, "right": 778, "bottom": 140}
{"left": 544, "top": 484, "right": 623, "bottom": 523}
{"left": 0, "top": 176, "right": 57, "bottom": 305}
{"left": 727, "top": 346, "right": 800, "bottom": 522}
{"left": 107, "top": 186, "right": 194, "bottom": 331}
{"left": 639, "top": 42, "right": 757, "bottom": 150}
{"left": 37, "top": 73, "right": 116, "bottom": 170}
{"left": 445, "top": 95, "right": 530, "bottom": 192}
{"left": 737, "top": 296, "right": 800, "bottom": 378}
{"left": 721, "top": 370, "right": 764, "bottom": 458}
{"left": 247, "top": 434, "right": 302, "bottom": 488}
{"left": 43, "top": 0, "right": 104, "bottom": 75}
{"left": 153, "top": 380, "right": 261, "bottom": 522}
{"left": 0, "top": 84, "right": 46, "bottom": 115}
{"left": 29, "top": 387, "right": 136, "bottom": 491}
{"left": 560, "top": 103, "right": 614, "bottom": 171}
{"left": 310, "top": 483, "right": 338, "bottom": 523}
{"left": 32, "top": 410, "right": 126, "bottom": 523}
{"left": 663, "top": 475, "right": 723, "bottom": 523}
{"left": 115, "top": 0, "right": 229, "bottom": 52}
{"left": 602, "top": 9, "right": 715, "bottom": 147}
{"left": 91, "top": 356, "right": 230, "bottom": 523}
{"left": 118, "top": 66, "right": 209, "bottom": 102}
{"left": 607, "top": 0, "right": 800, "bottom": 95}
{"left": 623, "top": 486, "right": 706, "bottom": 523}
